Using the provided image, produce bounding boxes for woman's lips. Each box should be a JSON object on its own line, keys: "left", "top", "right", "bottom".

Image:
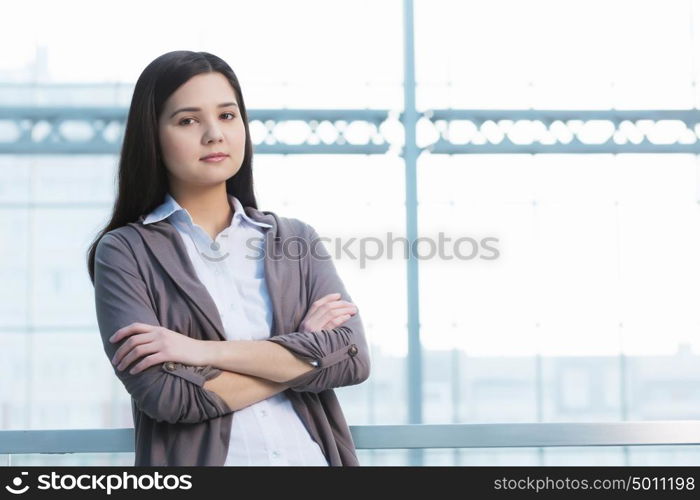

{"left": 200, "top": 155, "right": 229, "bottom": 162}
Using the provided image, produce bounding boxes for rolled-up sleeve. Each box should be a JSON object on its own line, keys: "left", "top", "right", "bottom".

{"left": 93, "top": 232, "right": 233, "bottom": 424}
{"left": 266, "top": 223, "right": 371, "bottom": 393}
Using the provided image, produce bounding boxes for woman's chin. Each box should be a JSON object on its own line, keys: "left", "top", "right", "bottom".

{"left": 196, "top": 169, "right": 238, "bottom": 182}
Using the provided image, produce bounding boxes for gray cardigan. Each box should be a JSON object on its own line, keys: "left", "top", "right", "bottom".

{"left": 92, "top": 206, "right": 371, "bottom": 466}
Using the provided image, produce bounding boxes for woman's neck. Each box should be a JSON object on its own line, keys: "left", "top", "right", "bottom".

{"left": 169, "top": 182, "right": 233, "bottom": 240}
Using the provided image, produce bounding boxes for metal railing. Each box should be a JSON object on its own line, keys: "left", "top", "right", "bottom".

{"left": 1, "top": 421, "right": 699, "bottom": 465}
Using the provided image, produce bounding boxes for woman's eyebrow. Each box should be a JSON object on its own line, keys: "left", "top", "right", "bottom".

{"left": 170, "top": 102, "right": 238, "bottom": 119}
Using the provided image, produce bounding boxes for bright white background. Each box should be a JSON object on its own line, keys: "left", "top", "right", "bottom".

{"left": 1, "top": 0, "right": 699, "bottom": 465}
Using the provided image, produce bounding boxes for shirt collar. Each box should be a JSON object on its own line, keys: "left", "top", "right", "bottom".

{"left": 142, "top": 192, "right": 273, "bottom": 230}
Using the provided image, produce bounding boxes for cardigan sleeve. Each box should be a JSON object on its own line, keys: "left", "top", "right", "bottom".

{"left": 265, "top": 223, "right": 371, "bottom": 393}
{"left": 93, "top": 232, "right": 234, "bottom": 424}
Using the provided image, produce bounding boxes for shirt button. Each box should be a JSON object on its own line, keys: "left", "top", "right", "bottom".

{"left": 164, "top": 362, "right": 176, "bottom": 371}
{"left": 260, "top": 409, "right": 267, "bottom": 417}
{"left": 211, "top": 241, "right": 220, "bottom": 251}
{"left": 348, "top": 344, "right": 358, "bottom": 357}
{"left": 272, "top": 450, "right": 281, "bottom": 458}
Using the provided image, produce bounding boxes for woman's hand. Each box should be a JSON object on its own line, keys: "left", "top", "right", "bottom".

{"left": 109, "top": 322, "right": 210, "bottom": 375}
{"left": 299, "top": 292, "right": 358, "bottom": 334}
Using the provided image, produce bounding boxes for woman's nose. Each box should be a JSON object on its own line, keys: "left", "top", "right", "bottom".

{"left": 204, "top": 126, "right": 224, "bottom": 143}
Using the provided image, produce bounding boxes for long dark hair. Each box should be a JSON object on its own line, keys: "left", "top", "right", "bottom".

{"left": 86, "top": 50, "right": 258, "bottom": 284}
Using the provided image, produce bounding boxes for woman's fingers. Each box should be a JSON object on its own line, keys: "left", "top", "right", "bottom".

{"left": 315, "top": 299, "right": 357, "bottom": 316}
{"left": 306, "top": 292, "right": 342, "bottom": 316}
{"left": 109, "top": 322, "right": 156, "bottom": 343}
{"left": 318, "top": 305, "right": 357, "bottom": 325}
{"left": 129, "top": 352, "right": 168, "bottom": 375}
{"left": 112, "top": 331, "right": 156, "bottom": 368}
{"left": 300, "top": 293, "right": 359, "bottom": 333}
{"left": 116, "top": 341, "right": 162, "bottom": 372}
{"left": 322, "top": 314, "right": 352, "bottom": 330}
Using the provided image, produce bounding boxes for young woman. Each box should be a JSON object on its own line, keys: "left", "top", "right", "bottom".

{"left": 86, "top": 50, "right": 371, "bottom": 466}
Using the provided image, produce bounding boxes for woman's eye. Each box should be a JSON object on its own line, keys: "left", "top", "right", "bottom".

{"left": 179, "top": 113, "right": 235, "bottom": 126}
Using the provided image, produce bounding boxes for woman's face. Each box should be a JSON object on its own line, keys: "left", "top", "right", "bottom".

{"left": 158, "top": 72, "right": 246, "bottom": 191}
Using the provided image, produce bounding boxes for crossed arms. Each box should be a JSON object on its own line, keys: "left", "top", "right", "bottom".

{"left": 93, "top": 225, "right": 370, "bottom": 424}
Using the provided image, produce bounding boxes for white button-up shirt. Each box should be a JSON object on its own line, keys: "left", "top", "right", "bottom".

{"left": 143, "top": 192, "right": 328, "bottom": 466}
